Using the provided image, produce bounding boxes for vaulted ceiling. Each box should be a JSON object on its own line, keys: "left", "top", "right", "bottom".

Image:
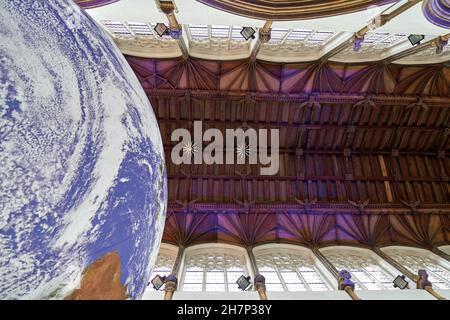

{"left": 127, "top": 55, "right": 450, "bottom": 250}
{"left": 81, "top": 0, "right": 450, "bottom": 251}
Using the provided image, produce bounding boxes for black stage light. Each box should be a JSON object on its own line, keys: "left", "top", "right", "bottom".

{"left": 408, "top": 34, "right": 425, "bottom": 46}
{"left": 236, "top": 275, "right": 252, "bottom": 291}
{"left": 393, "top": 275, "right": 409, "bottom": 289}
{"left": 151, "top": 274, "right": 167, "bottom": 290}
{"left": 240, "top": 27, "right": 256, "bottom": 40}
{"left": 154, "top": 23, "right": 169, "bottom": 37}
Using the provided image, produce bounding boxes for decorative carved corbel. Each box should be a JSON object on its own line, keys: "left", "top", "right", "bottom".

{"left": 348, "top": 199, "right": 370, "bottom": 214}
{"left": 294, "top": 198, "right": 317, "bottom": 214}
{"left": 406, "top": 97, "right": 428, "bottom": 111}
{"left": 435, "top": 36, "right": 448, "bottom": 54}
{"left": 353, "top": 96, "right": 376, "bottom": 110}
{"left": 175, "top": 199, "right": 198, "bottom": 213}
{"left": 235, "top": 167, "right": 252, "bottom": 179}
{"left": 258, "top": 21, "right": 272, "bottom": 44}
{"left": 343, "top": 148, "right": 352, "bottom": 158}
{"left": 416, "top": 270, "right": 447, "bottom": 300}
{"left": 400, "top": 199, "right": 420, "bottom": 215}
{"left": 299, "top": 95, "right": 321, "bottom": 110}
{"left": 391, "top": 149, "right": 399, "bottom": 157}
{"left": 254, "top": 275, "right": 267, "bottom": 300}
{"left": 163, "top": 275, "right": 178, "bottom": 300}
{"left": 352, "top": 33, "right": 365, "bottom": 52}
{"left": 338, "top": 270, "right": 361, "bottom": 300}
{"left": 234, "top": 199, "right": 255, "bottom": 214}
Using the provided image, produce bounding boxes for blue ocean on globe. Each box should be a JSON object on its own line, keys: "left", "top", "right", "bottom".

{"left": 0, "top": 0, "right": 167, "bottom": 299}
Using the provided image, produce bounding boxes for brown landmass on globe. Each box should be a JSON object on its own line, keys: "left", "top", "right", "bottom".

{"left": 65, "top": 251, "right": 128, "bottom": 300}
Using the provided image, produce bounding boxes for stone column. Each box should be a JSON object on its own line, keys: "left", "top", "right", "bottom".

{"left": 373, "top": 247, "right": 447, "bottom": 300}
{"left": 416, "top": 270, "right": 447, "bottom": 300}
{"left": 338, "top": 270, "right": 361, "bottom": 301}
{"left": 171, "top": 244, "right": 185, "bottom": 277}
{"left": 157, "top": 0, "right": 188, "bottom": 57}
{"left": 312, "top": 248, "right": 361, "bottom": 300}
{"left": 372, "top": 248, "right": 416, "bottom": 280}
{"left": 250, "top": 21, "right": 272, "bottom": 61}
{"left": 246, "top": 245, "right": 260, "bottom": 276}
{"left": 311, "top": 248, "right": 339, "bottom": 278}
{"left": 254, "top": 274, "right": 268, "bottom": 300}
{"left": 163, "top": 275, "right": 178, "bottom": 300}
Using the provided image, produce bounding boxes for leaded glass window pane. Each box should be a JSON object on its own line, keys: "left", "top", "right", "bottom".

{"left": 324, "top": 253, "right": 396, "bottom": 290}
{"left": 148, "top": 251, "right": 176, "bottom": 291}
{"left": 255, "top": 251, "right": 330, "bottom": 291}
{"left": 182, "top": 251, "right": 249, "bottom": 292}
{"left": 384, "top": 250, "right": 450, "bottom": 289}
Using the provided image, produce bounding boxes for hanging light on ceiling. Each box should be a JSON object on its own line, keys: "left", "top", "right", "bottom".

{"left": 240, "top": 27, "right": 256, "bottom": 40}
{"left": 236, "top": 275, "right": 252, "bottom": 291}
{"left": 154, "top": 23, "right": 170, "bottom": 37}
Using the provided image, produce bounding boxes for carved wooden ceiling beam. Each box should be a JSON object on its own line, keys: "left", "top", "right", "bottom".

{"left": 163, "top": 145, "right": 445, "bottom": 156}
{"left": 157, "top": 118, "right": 446, "bottom": 132}
{"left": 146, "top": 89, "right": 450, "bottom": 105}
{"left": 167, "top": 202, "right": 450, "bottom": 213}
{"left": 168, "top": 174, "right": 446, "bottom": 183}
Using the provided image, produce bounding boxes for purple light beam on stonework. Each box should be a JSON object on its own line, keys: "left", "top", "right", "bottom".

{"left": 422, "top": 0, "right": 450, "bottom": 29}
{"left": 74, "top": 0, "right": 120, "bottom": 9}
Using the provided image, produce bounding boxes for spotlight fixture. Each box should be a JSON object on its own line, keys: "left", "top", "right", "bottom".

{"left": 408, "top": 34, "right": 425, "bottom": 46}
{"left": 154, "top": 23, "right": 170, "bottom": 37}
{"left": 393, "top": 275, "right": 409, "bottom": 290}
{"left": 236, "top": 275, "right": 252, "bottom": 291}
{"left": 150, "top": 274, "right": 167, "bottom": 290}
{"left": 240, "top": 27, "right": 256, "bottom": 40}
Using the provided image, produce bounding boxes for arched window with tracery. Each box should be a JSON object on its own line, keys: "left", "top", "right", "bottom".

{"left": 382, "top": 246, "right": 450, "bottom": 289}
{"left": 253, "top": 245, "right": 335, "bottom": 292}
{"left": 148, "top": 243, "right": 178, "bottom": 291}
{"left": 180, "top": 244, "right": 253, "bottom": 292}
{"left": 321, "top": 246, "right": 400, "bottom": 290}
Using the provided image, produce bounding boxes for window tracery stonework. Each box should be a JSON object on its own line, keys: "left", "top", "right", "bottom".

{"left": 255, "top": 251, "right": 330, "bottom": 291}
{"left": 324, "top": 253, "right": 396, "bottom": 290}
{"left": 384, "top": 250, "right": 450, "bottom": 289}
{"left": 182, "top": 250, "right": 249, "bottom": 292}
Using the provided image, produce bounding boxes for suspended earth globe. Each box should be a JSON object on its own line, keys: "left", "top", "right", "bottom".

{"left": 0, "top": 0, "right": 167, "bottom": 299}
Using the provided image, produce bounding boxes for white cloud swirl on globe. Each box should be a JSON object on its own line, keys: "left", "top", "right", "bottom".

{"left": 0, "top": 0, "right": 167, "bottom": 299}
